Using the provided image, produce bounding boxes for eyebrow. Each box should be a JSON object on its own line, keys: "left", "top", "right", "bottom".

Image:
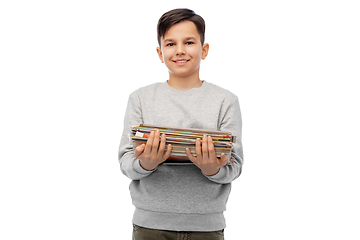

{"left": 163, "top": 36, "right": 197, "bottom": 43}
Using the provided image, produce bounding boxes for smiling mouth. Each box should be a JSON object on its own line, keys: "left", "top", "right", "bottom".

{"left": 173, "top": 60, "right": 190, "bottom": 63}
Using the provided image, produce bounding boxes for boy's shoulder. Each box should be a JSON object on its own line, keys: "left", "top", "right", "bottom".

{"left": 130, "top": 82, "right": 164, "bottom": 96}
{"left": 205, "top": 81, "right": 238, "bottom": 100}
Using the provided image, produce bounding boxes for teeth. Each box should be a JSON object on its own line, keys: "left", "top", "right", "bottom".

{"left": 176, "top": 60, "right": 187, "bottom": 63}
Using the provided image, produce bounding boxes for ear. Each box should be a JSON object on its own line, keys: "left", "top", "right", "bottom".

{"left": 201, "top": 43, "right": 209, "bottom": 60}
{"left": 156, "top": 47, "right": 164, "bottom": 63}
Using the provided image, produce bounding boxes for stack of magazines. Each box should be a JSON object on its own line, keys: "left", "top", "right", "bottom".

{"left": 131, "top": 124, "right": 235, "bottom": 164}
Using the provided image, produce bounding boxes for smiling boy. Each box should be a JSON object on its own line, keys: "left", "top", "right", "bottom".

{"left": 118, "top": 8, "right": 243, "bottom": 240}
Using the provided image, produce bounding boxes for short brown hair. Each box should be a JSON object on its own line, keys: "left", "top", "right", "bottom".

{"left": 157, "top": 8, "right": 205, "bottom": 47}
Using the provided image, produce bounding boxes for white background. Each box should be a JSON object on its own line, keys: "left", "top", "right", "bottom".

{"left": 1, "top": 0, "right": 359, "bottom": 239}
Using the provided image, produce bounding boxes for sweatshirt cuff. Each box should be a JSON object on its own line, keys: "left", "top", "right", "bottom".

{"left": 205, "top": 166, "right": 227, "bottom": 181}
{"left": 133, "top": 159, "right": 156, "bottom": 175}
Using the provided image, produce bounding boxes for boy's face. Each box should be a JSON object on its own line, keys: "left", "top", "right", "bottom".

{"left": 157, "top": 21, "right": 209, "bottom": 80}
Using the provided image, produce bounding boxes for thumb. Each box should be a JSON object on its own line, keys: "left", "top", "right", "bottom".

{"left": 134, "top": 144, "right": 145, "bottom": 158}
{"left": 220, "top": 153, "right": 228, "bottom": 166}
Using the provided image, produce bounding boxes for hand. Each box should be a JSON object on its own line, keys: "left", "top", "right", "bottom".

{"left": 134, "top": 130, "right": 172, "bottom": 171}
{"left": 186, "top": 135, "right": 228, "bottom": 176}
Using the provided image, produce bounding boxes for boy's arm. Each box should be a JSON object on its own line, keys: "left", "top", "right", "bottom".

{"left": 118, "top": 92, "right": 155, "bottom": 180}
{"left": 205, "top": 97, "right": 244, "bottom": 184}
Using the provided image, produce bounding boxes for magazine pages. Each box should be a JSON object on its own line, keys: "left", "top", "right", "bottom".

{"left": 131, "top": 124, "right": 235, "bottom": 165}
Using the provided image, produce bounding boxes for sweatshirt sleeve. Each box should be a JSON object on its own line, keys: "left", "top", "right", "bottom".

{"left": 205, "top": 97, "right": 244, "bottom": 184}
{"left": 118, "top": 92, "right": 155, "bottom": 180}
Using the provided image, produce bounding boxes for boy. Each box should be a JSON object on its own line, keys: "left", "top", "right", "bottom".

{"left": 118, "top": 8, "right": 243, "bottom": 240}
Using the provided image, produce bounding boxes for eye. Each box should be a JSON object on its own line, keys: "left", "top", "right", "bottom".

{"left": 166, "top": 43, "right": 175, "bottom": 47}
{"left": 186, "top": 41, "right": 194, "bottom": 45}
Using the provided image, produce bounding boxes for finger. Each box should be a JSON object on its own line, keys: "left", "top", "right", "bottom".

{"left": 207, "top": 135, "right": 217, "bottom": 160}
{"left": 195, "top": 138, "right": 202, "bottom": 160}
{"left": 151, "top": 129, "right": 161, "bottom": 153}
{"left": 163, "top": 144, "right": 172, "bottom": 161}
{"left": 134, "top": 144, "right": 145, "bottom": 158}
{"left": 202, "top": 135, "right": 208, "bottom": 160}
{"left": 158, "top": 133, "right": 167, "bottom": 156}
{"left": 144, "top": 131, "right": 155, "bottom": 154}
{"left": 186, "top": 147, "right": 196, "bottom": 162}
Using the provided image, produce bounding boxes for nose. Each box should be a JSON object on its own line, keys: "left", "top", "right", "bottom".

{"left": 176, "top": 44, "right": 185, "bottom": 56}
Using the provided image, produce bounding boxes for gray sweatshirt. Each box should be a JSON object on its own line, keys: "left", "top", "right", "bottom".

{"left": 118, "top": 81, "right": 243, "bottom": 231}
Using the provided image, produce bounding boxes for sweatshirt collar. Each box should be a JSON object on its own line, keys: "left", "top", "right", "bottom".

{"left": 163, "top": 80, "right": 208, "bottom": 95}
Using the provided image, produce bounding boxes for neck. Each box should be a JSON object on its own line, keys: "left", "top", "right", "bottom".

{"left": 167, "top": 72, "right": 202, "bottom": 91}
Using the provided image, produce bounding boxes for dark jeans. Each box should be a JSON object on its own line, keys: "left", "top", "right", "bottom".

{"left": 132, "top": 224, "right": 225, "bottom": 240}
